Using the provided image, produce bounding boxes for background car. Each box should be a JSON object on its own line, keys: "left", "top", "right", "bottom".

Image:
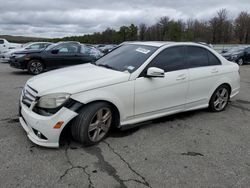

{"left": 10, "top": 42, "right": 103, "bottom": 74}
{"left": 0, "top": 38, "right": 21, "bottom": 54}
{"left": 0, "top": 42, "right": 52, "bottom": 63}
{"left": 96, "top": 44, "right": 118, "bottom": 54}
{"left": 221, "top": 46, "right": 250, "bottom": 65}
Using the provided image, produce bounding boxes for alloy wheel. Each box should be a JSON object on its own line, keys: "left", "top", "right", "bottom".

{"left": 29, "top": 61, "right": 43, "bottom": 74}
{"left": 88, "top": 107, "right": 112, "bottom": 142}
{"left": 213, "top": 88, "right": 229, "bottom": 111}
{"left": 238, "top": 59, "right": 244, "bottom": 66}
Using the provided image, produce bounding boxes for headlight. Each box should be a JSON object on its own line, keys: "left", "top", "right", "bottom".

{"left": 14, "top": 54, "right": 25, "bottom": 58}
{"left": 37, "top": 93, "right": 70, "bottom": 109}
{"left": 231, "top": 54, "right": 238, "bottom": 59}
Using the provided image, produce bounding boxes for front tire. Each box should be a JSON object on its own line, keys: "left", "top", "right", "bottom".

{"left": 209, "top": 85, "right": 230, "bottom": 112}
{"left": 237, "top": 58, "right": 244, "bottom": 66}
{"left": 27, "top": 60, "right": 44, "bottom": 75}
{"left": 71, "top": 102, "right": 113, "bottom": 146}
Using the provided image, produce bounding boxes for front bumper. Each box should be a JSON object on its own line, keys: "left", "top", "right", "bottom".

{"left": 10, "top": 57, "right": 26, "bottom": 69}
{"left": 19, "top": 102, "right": 78, "bottom": 148}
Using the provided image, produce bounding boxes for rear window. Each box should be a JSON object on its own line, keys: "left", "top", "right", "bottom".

{"left": 186, "top": 46, "right": 209, "bottom": 68}
{"left": 208, "top": 51, "right": 221, "bottom": 65}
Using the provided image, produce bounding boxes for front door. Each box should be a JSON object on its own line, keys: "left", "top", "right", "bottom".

{"left": 134, "top": 46, "right": 189, "bottom": 116}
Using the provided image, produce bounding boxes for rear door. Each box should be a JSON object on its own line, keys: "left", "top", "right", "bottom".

{"left": 185, "top": 46, "right": 222, "bottom": 108}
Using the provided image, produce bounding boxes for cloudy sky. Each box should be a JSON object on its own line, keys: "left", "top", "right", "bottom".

{"left": 0, "top": 0, "right": 249, "bottom": 38}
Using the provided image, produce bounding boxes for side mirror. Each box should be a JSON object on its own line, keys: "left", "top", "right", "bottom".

{"left": 51, "top": 49, "right": 59, "bottom": 54}
{"left": 146, "top": 67, "right": 165, "bottom": 78}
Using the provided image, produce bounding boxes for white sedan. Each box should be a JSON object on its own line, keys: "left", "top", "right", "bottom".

{"left": 19, "top": 42, "right": 240, "bottom": 148}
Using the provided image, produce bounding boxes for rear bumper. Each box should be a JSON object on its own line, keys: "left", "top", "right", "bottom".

{"left": 19, "top": 102, "right": 78, "bottom": 148}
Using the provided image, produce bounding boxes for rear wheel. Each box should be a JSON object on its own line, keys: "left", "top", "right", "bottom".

{"left": 209, "top": 85, "right": 230, "bottom": 112}
{"left": 27, "top": 60, "right": 44, "bottom": 75}
{"left": 71, "top": 102, "right": 113, "bottom": 146}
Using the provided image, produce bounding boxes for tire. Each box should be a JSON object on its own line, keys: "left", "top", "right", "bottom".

{"left": 237, "top": 58, "right": 244, "bottom": 66}
{"left": 209, "top": 85, "right": 230, "bottom": 112}
{"left": 27, "top": 60, "right": 44, "bottom": 75}
{"left": 71, "top": 102, "right": 113, "bottom": 146}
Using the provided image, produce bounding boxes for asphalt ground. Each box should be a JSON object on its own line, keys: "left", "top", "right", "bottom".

{"left": 0, "top": 62, "right": 250, "bottom": 188}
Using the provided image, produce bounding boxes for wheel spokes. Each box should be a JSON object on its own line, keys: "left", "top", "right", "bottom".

{"left": 89, "top": 122, "right": 98, "bottom": 132}
{"left": 102, "top": 111, "right": 111, "bottom": 122}
{"left": 88, "top": 107, "right": 112, "bottom": 142}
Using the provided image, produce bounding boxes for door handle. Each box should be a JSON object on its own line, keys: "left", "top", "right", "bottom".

{"left": 211, "top": 68, "right": 219, "bottom": 73}
{"left": 176, "top": 74, "right": 187, "bottom": 81}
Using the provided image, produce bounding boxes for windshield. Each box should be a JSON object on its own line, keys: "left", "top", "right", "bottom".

{"left": 95, "top": 44, "right": 158, "bottom": 73}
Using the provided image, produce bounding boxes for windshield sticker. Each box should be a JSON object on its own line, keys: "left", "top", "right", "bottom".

{"left": 136, "top": 48, "right": 151, "bottom": 54}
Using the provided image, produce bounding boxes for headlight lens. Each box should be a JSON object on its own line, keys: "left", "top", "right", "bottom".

{"left": 37, "top": 93, "right": 70, "bottom": 109}
{"left": 231, "top": 54, "right": 238, "bottom": 59}
{"left": 14, "top": 54, "right": 25, "bottom": 58}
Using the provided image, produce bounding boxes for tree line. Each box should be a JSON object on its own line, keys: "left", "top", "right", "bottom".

{"left": 52, "top": 9, "right": 250, "bottom": 44}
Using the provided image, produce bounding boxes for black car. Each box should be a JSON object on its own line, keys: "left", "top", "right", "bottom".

{"left": 10, "top": 42, "right": 103, "bottom": 74}
{"left": 221, "top": 46, "right": 250, "bottom": 65}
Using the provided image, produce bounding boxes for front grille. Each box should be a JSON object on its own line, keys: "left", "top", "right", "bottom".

{"left": 22, "top": 85, "right": 38, "bottom": 108}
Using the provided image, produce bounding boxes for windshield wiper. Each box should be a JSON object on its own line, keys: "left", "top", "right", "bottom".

{"left": 97, "top": 64, "right": 116, "bottom": 70}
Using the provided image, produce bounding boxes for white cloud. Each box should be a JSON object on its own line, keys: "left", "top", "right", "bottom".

{"left": 0, "top": 0, "right": 249, "bottom": 37}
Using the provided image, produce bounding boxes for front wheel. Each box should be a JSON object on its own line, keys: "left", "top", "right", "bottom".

{"left": 27, "top": 60, "right": 44, "bottom": 75}
{"left": 209, "top": 85, "right": 230, "bottom": 112}
{"left": 237, "top": 58, "right": 244, "bottom": 66}
{"left": 71, "top": 102, "right": 113, "bottom": 146}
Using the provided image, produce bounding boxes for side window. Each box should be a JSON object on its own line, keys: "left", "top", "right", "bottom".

{"left": 55, "top": 44, "right": 79, "bottom": 53}
{"left": 207, "top": 51, "right": 221, "bottom": 65}
{"left": 0, "top": 40, "right": 4, "bottom": 44}
{"left": 186, "top": 46, "right": 209, "bottom": 68}
{"left": 39, "top": 43, "right": 47, "bottom": 49}
{"left": 80, "top": 45, "right": 91, "bottom": 55}
{"left": 149, "top": 46, "right": 186, "bottom": 72}
{"left": 29, "top": 44, "right": 40, "bottom": 49}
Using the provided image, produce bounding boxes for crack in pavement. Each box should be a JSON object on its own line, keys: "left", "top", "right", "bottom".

{"left": 0, "top": 117, "right": 19, "bottom": 123}
{"left": 59, "top": 142, "right": 94, "bottom": 188}
{"left": 103, "top": 141, "right": 152, "bottom": 188}
{"left": 230, "top": 104, "right": 250, "bottom": 112}
{"left": 84, "top": 145, "right": 127, "bottom": 188}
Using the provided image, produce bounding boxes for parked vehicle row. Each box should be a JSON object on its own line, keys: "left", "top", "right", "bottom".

{"left": 95, "top": 44, "right": 118, "bottom": 54}
{"left": 1, "top": 42, "right": 52, "bottom": 63}
{"left": 9, "top": 42, "right": 104, "bottom": 74}
{"left": 0, "top": 38, "right": 21, "bottom": 54}
{"left": 18, "top": 41, "right": 240, "bottom": 148}
{"left": 221, "top": 45, "right": 250, "bottom": 65}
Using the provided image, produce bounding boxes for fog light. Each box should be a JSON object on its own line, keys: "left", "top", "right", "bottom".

{"left": 37, "top": 131, "right": 42, "bottom": 138}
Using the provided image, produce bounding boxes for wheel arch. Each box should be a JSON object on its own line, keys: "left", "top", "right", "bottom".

{"left": 209, "top": 82, "right": 232, "bottom": 102}
{"left": 27, "top": 57, "right": 46, "bottom": 69}
{"left": 59, "top": 99, "right": 121, "bottom": 144}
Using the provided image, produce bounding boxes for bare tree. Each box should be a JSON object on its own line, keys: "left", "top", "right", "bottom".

{"left": 234, "top": 11, "right": 250, "bottom": 43}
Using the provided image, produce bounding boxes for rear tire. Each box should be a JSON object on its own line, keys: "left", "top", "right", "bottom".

{"left": 209, "top": 85, "right": 230, "bottom": 112}
{"left": 27, "top": 60, "right": 44, "bottom": 75}
{"left": 71, "top": 102, "right": 113, "bottom": 146}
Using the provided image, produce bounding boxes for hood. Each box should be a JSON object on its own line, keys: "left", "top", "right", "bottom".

{"left": 14, "top": 49, "right": 44, "bottom": 54}
{"left": 222, "top": 51, "right": 243, "bottom": 57}
{"left": 26, "top": 63, "right": 130, "bottom": 95}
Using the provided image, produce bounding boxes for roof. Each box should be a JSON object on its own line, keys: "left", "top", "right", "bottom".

{"left": 126, "top": 41, "right": 212, "bottom": 48}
